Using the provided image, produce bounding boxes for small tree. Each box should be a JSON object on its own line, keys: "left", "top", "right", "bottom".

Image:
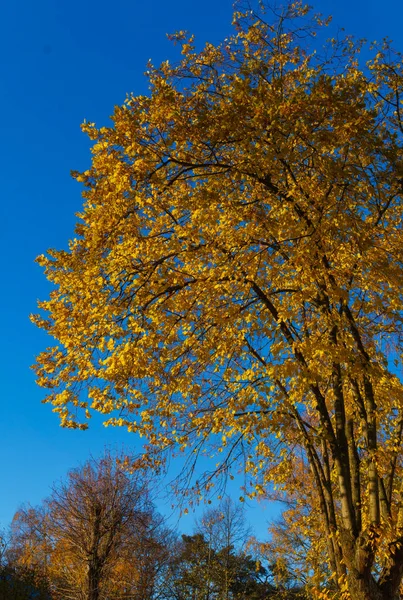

{"left": 168, "top": 513, "right": 273, "bottom": 600}
{"left": 0, "top": 527, "right": 52, "bottom": 600}
{"left": 195, "top": 498, "right": 251, "bottom": 600}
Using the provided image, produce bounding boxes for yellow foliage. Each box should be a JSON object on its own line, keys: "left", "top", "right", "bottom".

{"left": 32, "top": 3, "right": 403, "bottom": 599}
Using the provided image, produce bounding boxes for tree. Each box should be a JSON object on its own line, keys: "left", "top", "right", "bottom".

{"left": 246, "top": 453, "right": 337, "bottom": 596}
{"left": 9, "top": 454, "right": 170, "bottom": 600}
{"left": 171, "top": 533, "right": 220, "bottom": 600}
{"left": 32, "top": 2, "right": 403, "bottom": 598}
{"left": 0, "top": 564, "right": 51, "bottom": 600}
{"left": 196, "top": 498, "right": 249, "bottom": 552}
{"left": 105, "top": 507, "right": 174, "bottom": 600}
{"left": 195, "top": 498, "right": 251, "bottom": 600}
{"left": 167, "top": 532, "right": 272, "bottom": 600}
{"left": 251, "top": 467, "right": 331, "bottom": 598}
{"left": 0, "top": 526, "right": 52, "bottom": 600}
{"left": 9, "top": 506, "right": 52, "bottom": 577}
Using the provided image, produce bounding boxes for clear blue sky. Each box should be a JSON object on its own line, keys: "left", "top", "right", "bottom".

{"left": 1, "top": 0, "right": 402, "bottom": 535}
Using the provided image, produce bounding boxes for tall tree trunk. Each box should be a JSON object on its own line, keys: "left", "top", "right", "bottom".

{"left": 87, "top": 561, "right": 101, "bottom": 600}
{"left": 341, "top": 532, "right": 403, "bottom": 600}
{"left": 346, "top": 573, "right": 398, "bottom": 600}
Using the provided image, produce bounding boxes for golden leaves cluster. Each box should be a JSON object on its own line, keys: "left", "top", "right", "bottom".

{"left": 32, "top": 7, "right": 403, "bottom": 586}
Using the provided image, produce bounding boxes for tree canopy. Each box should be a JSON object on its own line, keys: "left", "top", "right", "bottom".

{"left": 168, "top": 532, "right": 274, "bottom": 600}
{"left": 32, "top": 3, "right": 403, "bottom": 599}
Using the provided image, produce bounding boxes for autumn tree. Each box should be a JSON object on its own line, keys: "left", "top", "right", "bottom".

{"left": 0, "top": 563, "right": 51, "bottom": 600}
{"left": 0, "top": 524, "right": 51, "bottom": 600}
{"left": 9, "top": 506, "right": 52, "bottom": 574}
{"left": 9, "top": 453, "right": 170, "bottom": 600}
{"left": 106, "top": 507, "right": 174, "bottom": 600}
{"left": 32, "top": 2, "right": 403, "bottom": 599}
{"left": 251, "top": 456, "right": 334, "bottom": 597}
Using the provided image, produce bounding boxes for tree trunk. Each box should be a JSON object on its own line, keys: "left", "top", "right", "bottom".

{"left": 338, "top": 529, "right": 402, "bottom": 600}
{"left": 88, "top": 561, "right": 101, "bottom": 600}
{"left": 346, "top": 573, "right": 399, "bottom": 600}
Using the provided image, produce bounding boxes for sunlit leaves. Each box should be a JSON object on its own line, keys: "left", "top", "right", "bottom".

{"left": 32, "top": 3, "right": 403, "bottom": 597}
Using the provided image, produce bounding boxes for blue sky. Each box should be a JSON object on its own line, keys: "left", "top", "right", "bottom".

{"left": 1, "top": 0, "right": 402, "bottom": 535}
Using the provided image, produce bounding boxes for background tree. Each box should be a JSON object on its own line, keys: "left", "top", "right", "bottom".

{"left": 9, "top": 506, "right": 52, "bottom": 579}
{"left": 47, "top": 452, "right": 148, "bottom": 600}
{"left": 253, "top": 454, "right": 336, "bottom": 596}
{"left": 9, "top": 453, "right": 170, "bottom": 600}
{"left": 0, "top": 564, "right": 51, "bottom": 600}
{"left": 0, "top": 525, "right": 51, "bottom": 600}
{"left": 106, "top": 507, "right": 174, "bottom": 600}
{"left": 171, "top": 533, "right": 220, "bottom": 600}
{"left": 167, "top": 531, "right": 272, "bottom": 600}
{"left": 195, "top": 498, "right": 251, "bottom": 600}
{"left": 33, "top": 2, "right": 403, "bottom": 599}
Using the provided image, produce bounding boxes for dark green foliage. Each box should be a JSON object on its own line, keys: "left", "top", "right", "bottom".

{"left": 0, "top": 565, "right": 51, "bottom": 600}
{"left": 167, "top": 533, "right": 275, "bottom": 600}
